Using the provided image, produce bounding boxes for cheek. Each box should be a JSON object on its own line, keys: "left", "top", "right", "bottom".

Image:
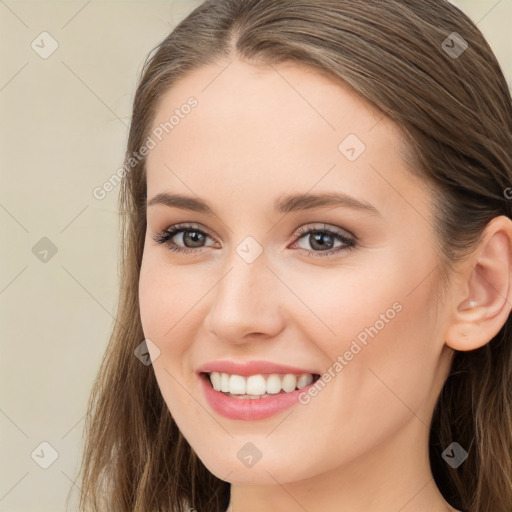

{"left": 138, "top": 255, "right": 202, "bottom": 416}
{"left": 138, "top": 251, "right": 202, "bottom": 344}
{"left": 335, "top": 275, "right": 440, "bottom": 423}
{"left": 291, "top": 252, "right": 441, "bottom": 413}
{"left": 139, "top": 261, "right": 169, "bottom": 341}
{"left": 290, "top": 243, "right": 439, "bottom": 357}
{"left": 138, "top": 251, "right": 216, "bottom": 400}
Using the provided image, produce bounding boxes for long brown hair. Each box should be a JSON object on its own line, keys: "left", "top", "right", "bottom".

{"left": 75, "top": 1, "right": 512, "bottom": 511}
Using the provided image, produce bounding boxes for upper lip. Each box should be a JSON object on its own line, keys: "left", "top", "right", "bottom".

{"left": 196, "top": 360, "right": 320, "bottom": 376}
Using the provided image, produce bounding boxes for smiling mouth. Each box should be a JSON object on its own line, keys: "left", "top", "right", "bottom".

{"left": 202, "top": 371, "right": 321, "bottom": 399}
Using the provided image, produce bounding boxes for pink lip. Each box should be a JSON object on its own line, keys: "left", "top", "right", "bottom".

{"left": 196, "top": 359, "right": 319, "bottom": 376}
{"left": 198, "top": 373, "right": 318, "bottom": 420}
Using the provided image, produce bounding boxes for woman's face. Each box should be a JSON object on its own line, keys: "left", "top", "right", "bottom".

{"left": 139, "top": 59, "right": 454, "bottom": 484}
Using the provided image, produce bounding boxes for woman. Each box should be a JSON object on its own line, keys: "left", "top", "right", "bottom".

{"left": 76, "top": 1, "right": 512, "bottom": 511}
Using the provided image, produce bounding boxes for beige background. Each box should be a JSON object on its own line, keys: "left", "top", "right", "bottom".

{"left": 0, "top": 1, "right": 510, "bottom": 511}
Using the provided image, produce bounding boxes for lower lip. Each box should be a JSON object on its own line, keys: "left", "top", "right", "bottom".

{"left": 199, "top": 373, "right": 316, "bottom": 421}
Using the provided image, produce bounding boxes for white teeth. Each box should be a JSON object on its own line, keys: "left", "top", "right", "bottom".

{"left": 210, "top": 372, "right": 222, "bottom": 391}
{"left": 208, "top": 372, "right": 316, "bottom": 397}
{"left": 266, "top": 374, "right": 282, "bottom": 394}
{"left": 221, "top": 373, "right": 230, "bottom": 392}
{"left": 297, "top": 374, "right": 313, "bottom": 389}
{"left": 282, "top": 374, "right": 297, "bottom": 392}
{"left": 246, "top": 375, "right": 267, "bottom": 395}
{"left": 229, "top": 374, "right": 246, "bottom": 395}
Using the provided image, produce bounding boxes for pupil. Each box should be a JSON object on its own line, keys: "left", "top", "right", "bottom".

{"left": 184, "top": 231, "right": 204, "bottom": 247}
{"left": 310, "top": 232, "right": 333, "bottom": 251}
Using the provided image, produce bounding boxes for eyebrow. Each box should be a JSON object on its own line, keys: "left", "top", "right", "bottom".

{"left": 147, "top": 191, "right": 380, "bottom": 215}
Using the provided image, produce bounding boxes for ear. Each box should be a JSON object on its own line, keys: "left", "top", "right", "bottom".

{"left": 445, "top": 215, "right": 512, "bottom": 351}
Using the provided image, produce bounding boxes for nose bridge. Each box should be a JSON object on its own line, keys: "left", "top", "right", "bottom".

{"left": 217, "top": 248, "right": 275, "bottom": 314}
{"left": 204, "top": 247, "right": 284, "bottom": 341}
{"left": 221, "top": 230, "right": 274, "bottom": 298}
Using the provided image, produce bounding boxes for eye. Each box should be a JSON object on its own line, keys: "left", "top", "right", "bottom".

{"left": 290, "top": 224, "right": 356, "bottom": 257}
{"left": 152, "top": 223, "right": 217, "bottom": 254}
{"left": 152, "top": 222, "right": 356, "bottom": 258}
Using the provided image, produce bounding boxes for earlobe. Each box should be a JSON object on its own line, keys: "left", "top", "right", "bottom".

{"left": 445, "top": 216, "right": 512, "bottom": 352}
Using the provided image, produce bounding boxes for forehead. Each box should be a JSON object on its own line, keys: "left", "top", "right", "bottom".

{"left": 145, "top": 58, "right": 424, "bottom": 217}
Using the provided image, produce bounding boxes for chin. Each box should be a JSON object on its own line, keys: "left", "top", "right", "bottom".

{"left": 197, "top": 451, "right": 313, "bottom": 485}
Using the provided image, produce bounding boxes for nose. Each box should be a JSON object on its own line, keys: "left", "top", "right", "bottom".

{"left": 203, "top": 252, "right": 286, "bottom": 345}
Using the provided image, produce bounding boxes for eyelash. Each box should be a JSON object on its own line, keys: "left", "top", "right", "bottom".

{"left": 152, "top": 223, "right": 357, "bottom": 258}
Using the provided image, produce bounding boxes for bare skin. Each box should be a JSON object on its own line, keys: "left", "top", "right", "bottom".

{"left": 138, "top": 57, "right": 512, "bottom": 512}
